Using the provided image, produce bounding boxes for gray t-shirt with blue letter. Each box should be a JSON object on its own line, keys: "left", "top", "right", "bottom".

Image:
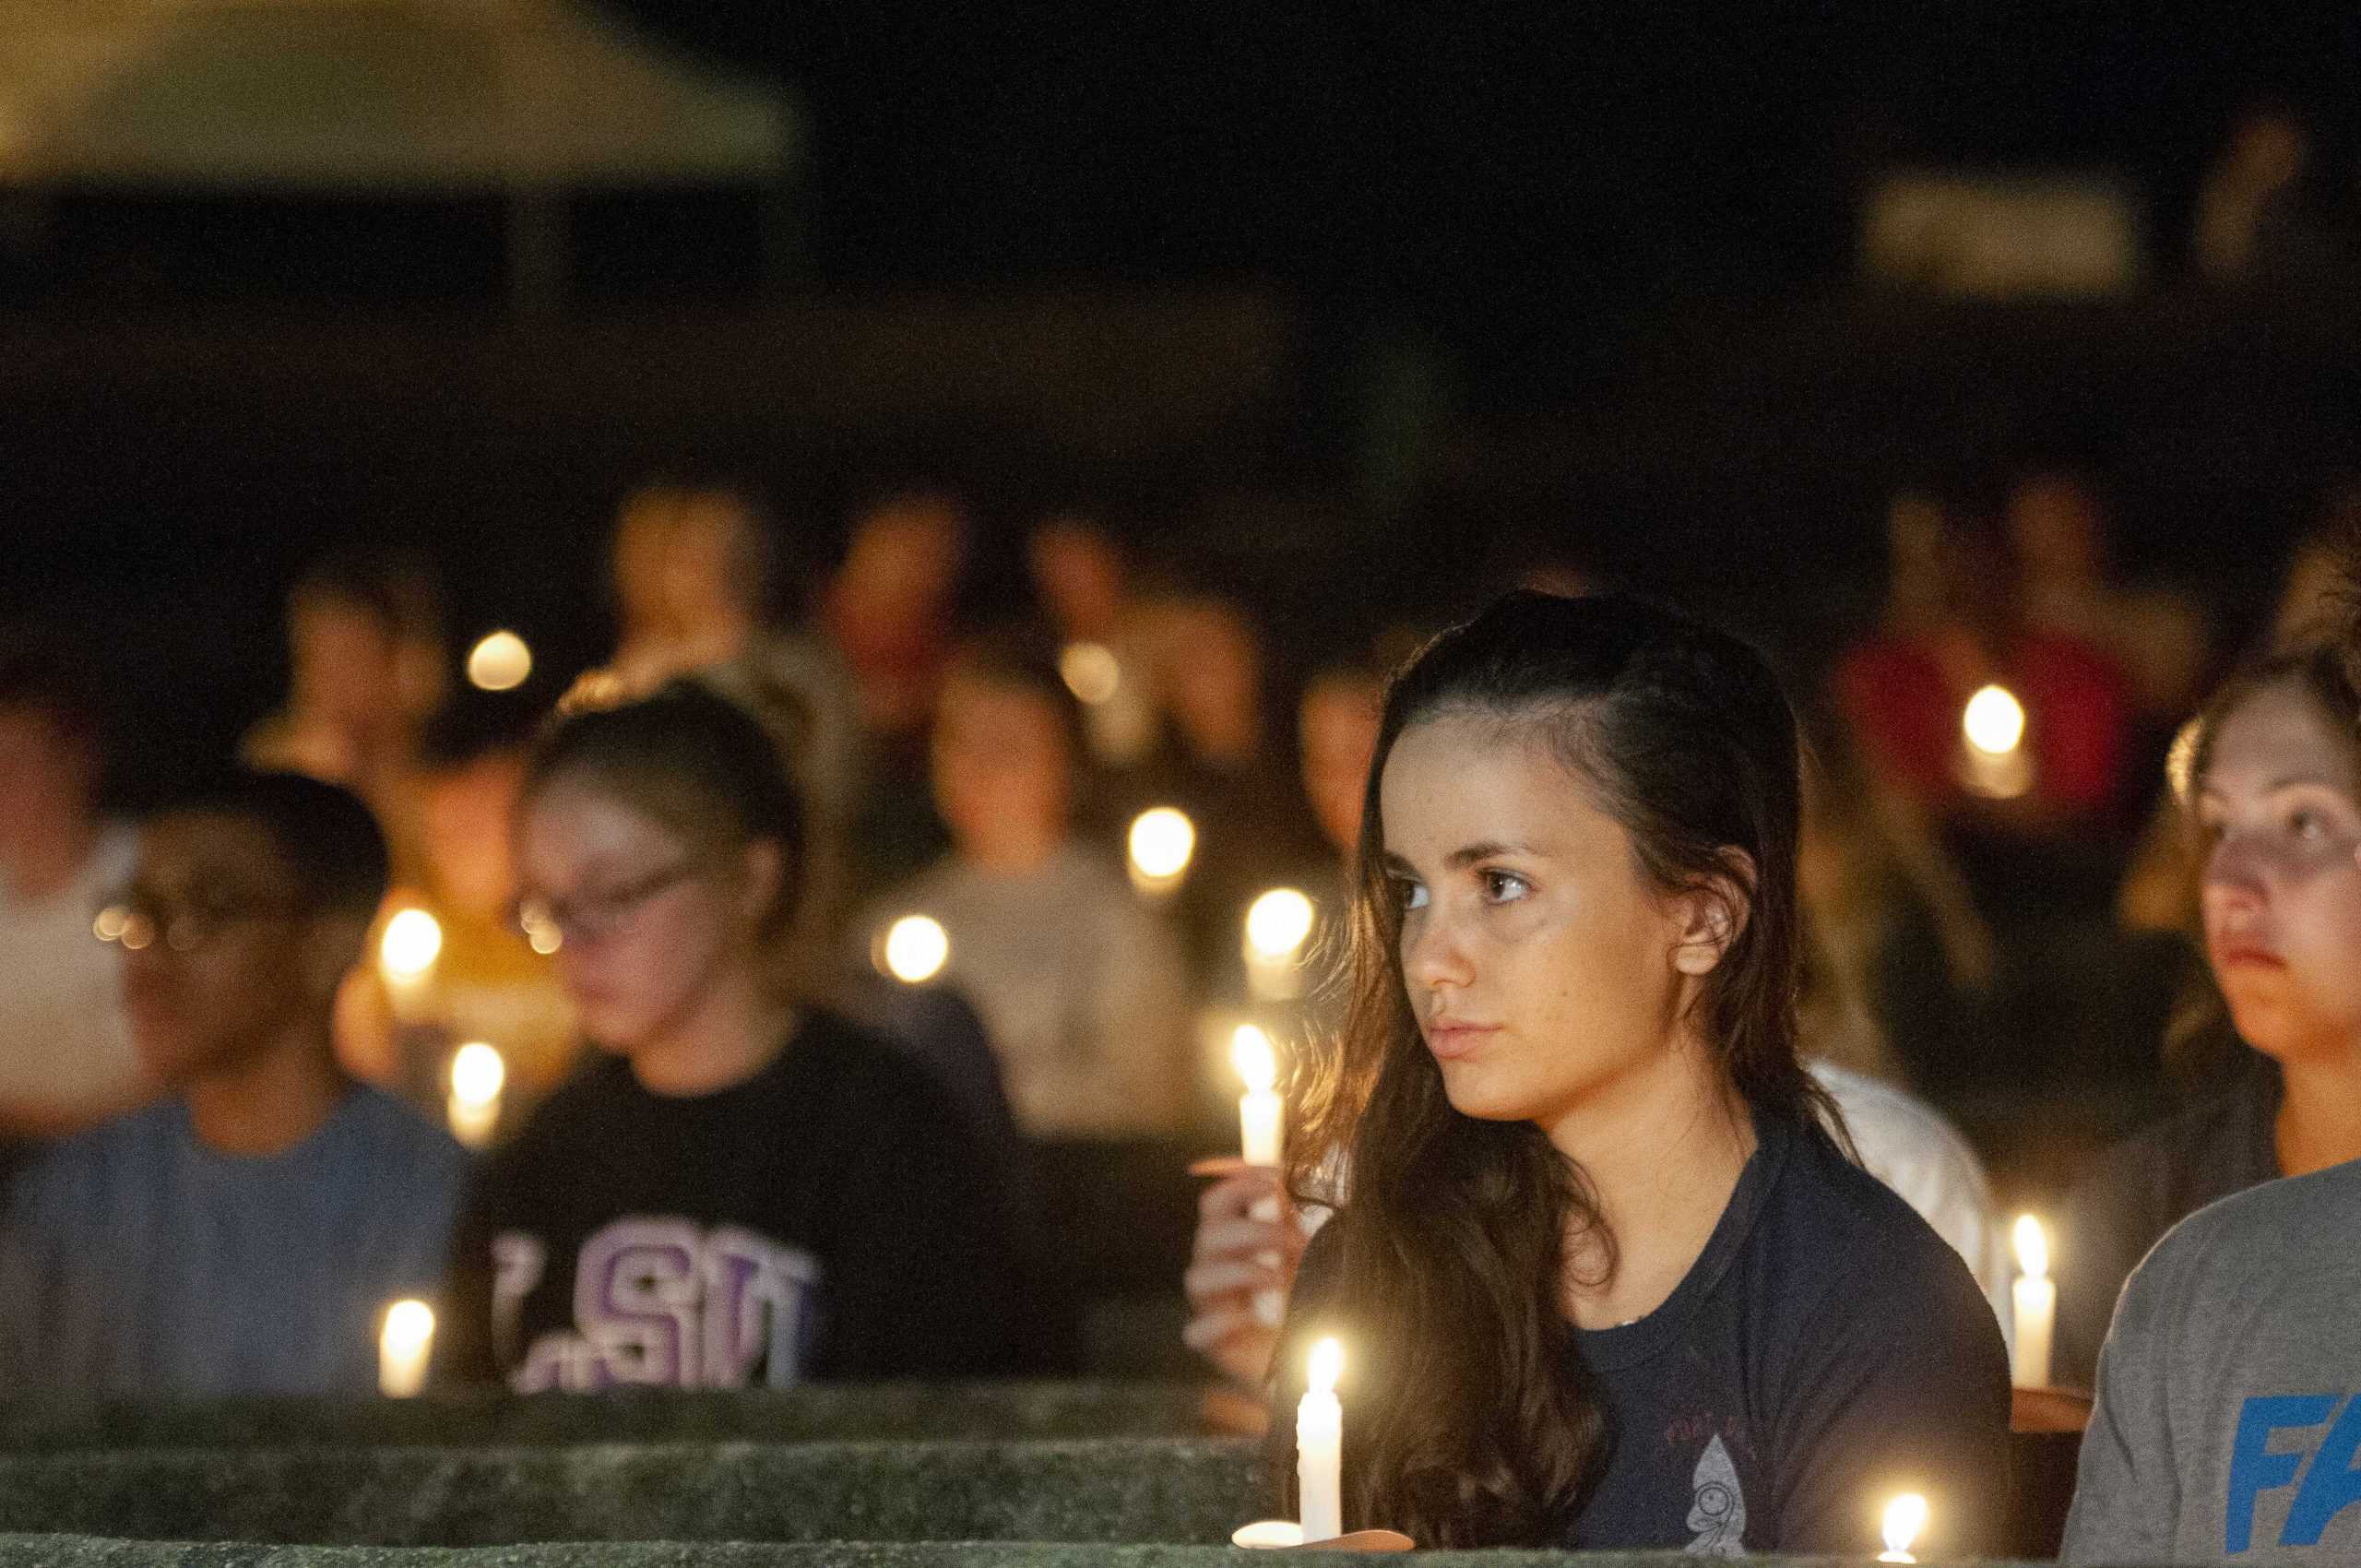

{"left": 2066, "top": 1156, "right": 2361, "bottom": 1564}
{"left": 0, "top": 1086, "right": 468, "bottom": 1397}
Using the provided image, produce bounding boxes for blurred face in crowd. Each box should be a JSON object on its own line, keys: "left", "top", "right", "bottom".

{"left": 2006, "top": 474, "right": 2106, "bottom": 587}
{"left": 664, "top": 493, "right": 765, "bottom": 638}
{"left": 514, "top": 778, "right": 777, "bottom": 1056}
{"left": 0, "top": 703, "right": 96, "bottom": 873}
{"left": 931, "top": 671, "right": 1073, "bottom": 871}
{"left": 1160, "top": 600, "right": 1263, "bottom": 765}
{"left": 421, "top": 752, "right": 526, "bottom": 923}
{"left": 2196, "top": 680, "right": 2361, "bottom": 1064}
{"left": 116, "top": 814, "right": 353, "bottom": 1085}
{"left": 289, "top": 594, "right": 403, "bottom": 729}
{"left": 1382, "top": 713, "right": 1720, "bottom": 1143}
{"left": 1028, "top": 519, "right": 1125, "bottom": 642}
{"left": 1299, "top": 676, "right": 1382, "bottom": 859}
{"left": 838, "top": 493, "right": 966, "bottom": 624}
{"left": 611, "top": 490, "right": 681, "bottom": 645}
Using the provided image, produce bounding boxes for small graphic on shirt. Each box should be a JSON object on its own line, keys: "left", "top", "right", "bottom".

{"left": 498, "top": 1218, "right": 821, "bottom": 1392}
{"left": 1684, "top": 1432, "right": 1749, "bottom": 1557}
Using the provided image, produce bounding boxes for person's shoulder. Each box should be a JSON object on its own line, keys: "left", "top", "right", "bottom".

{"left": 1756, "top": 1113, "right": 1978, "bottom": 1302}
{"left": 1810, "top": 1063, "right": 1987, "bottom": 1184}
{"left": 5, "top": 1099, "right": 180, "bottom": 1222}
{"left": 2072, "top": 1070, "right": 2275, "bottom": 1207}
{"left": 339, "top": 1086, "right": 471, "bottom": 1184}
{"left": 784, "top": 1008, "right": 950, "bottom": 1098}
{"left": 2142, "top": 1157, "right": 2361, "bottom": 1288}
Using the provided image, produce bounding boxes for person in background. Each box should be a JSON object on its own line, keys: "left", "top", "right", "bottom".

{"left": 595, "top": 479, "right": 865, "bottom": 968}
{"left": 242, "top": 549, "right": 442, "bottom": 884}
{"left": 859, "top": 633, "right": 1193, "bottom": 1139}
{"left": 1027, "top": 512, "right": 1161, "bottom": 770}
{"left": 1266, "top": 591, "right": 2008, "bottom": 1553}
{"left": 2006, "top": 470, "right": 2209, "bottom": 729}
{"left": 0, "top": 771, "right": 467, "bottom": 1396}
{"left": 2063, "top": 1157, "right": 2361, "bottom": 1563}
{"left": 337, "top": 694, "right": 578, "bottom": 1128}
{"left": 0, "top": 632, "right": 149, "bottom": 1139}
{"left": 2055, "top": 641, "right": 2361, "bottom": 1389}
{"left": 442, "top": 681, "right": 1022, "bottom": 1388}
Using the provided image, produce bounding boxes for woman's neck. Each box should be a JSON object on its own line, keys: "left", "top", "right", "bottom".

{"left": 2275, "top": 1050, "right": 2361, "bottom": 1178}
{"left": 1545, "top": 1033, "right": 1756, "bottom": 1331}
{"left": 629, "top": 959, "right": 795, "bottom": 1097}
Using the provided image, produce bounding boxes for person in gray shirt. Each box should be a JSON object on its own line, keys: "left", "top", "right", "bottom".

{"left": 2065, "top": 1156, "right": 2361, "bottom": 1564}
{"left": 0, "top": 770, "right": 469, "bottom": 1396}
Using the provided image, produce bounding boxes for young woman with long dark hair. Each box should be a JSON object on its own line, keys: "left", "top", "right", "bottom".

{"left": 1269, "top": 591, "right": 2010, "bottom": 1553}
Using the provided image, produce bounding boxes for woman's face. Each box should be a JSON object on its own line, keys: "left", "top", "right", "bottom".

{"left": 1380, "top": 712, "right": 1714, "bottom": 1140}
{"left": 2197, "top": 682, "right": 2361, "bottom": 1063}
{"left": 515, "top": 781, "right": 755, "bottom": 1055}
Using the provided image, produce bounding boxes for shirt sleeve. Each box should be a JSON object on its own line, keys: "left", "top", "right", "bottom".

{"left": 2056, "top": 1155, "right": 2155, "bottom": 1393}
{"left": 431, "top": 1170, "right": 503, "bottom": 1387}
{"left": 2060, "top": 1241, "right": 2182, "bottom": 1565}
{"left": 1770, "top": 1253, "right": 2014, "bottom": 1559}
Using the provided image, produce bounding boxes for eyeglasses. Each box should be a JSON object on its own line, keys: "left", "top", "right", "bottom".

{"left": 513, "top": 857, "right": 704, "bottom": 950}
{"left": 93, "top": 891, "right": 307, "bottom": 955}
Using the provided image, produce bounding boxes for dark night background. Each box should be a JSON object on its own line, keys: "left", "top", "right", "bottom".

{"left": 5, "top": 3, "right": 2360, "bottom": 797}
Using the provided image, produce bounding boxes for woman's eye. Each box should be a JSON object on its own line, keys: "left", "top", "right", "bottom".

{"left": 1481, "top": 869, "right": 1530, "bottom": 902}
{"left": 1394, "top": 879, "right": 1429, "bottom": 912}
{"left": 2288, "top": 810, "right": 2327, "bottom": 841}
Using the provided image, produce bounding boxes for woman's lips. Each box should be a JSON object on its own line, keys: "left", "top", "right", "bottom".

{"left": 1423, "top": 1022, "right": 1500, "bottom": 1060}
{"left": 2213, "top": 942, "right": 2286, "bottom": 969}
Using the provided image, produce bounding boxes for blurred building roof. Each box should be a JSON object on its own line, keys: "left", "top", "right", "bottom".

{"left": 0, "top": 0, "right": 796, "bottom": 189}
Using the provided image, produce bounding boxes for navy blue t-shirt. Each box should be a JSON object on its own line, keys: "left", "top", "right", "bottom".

{"left": 1281, "top": 1108, "right": 2011, "bottom": 1556}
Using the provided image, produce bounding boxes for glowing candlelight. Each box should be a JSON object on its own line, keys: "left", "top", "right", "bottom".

{"left": 379, "top": 1299, "right": 434, "bottom": 1397}
{"left": 466, "top": 631, "right": 533, "bottom": 693}
{"left": 380, "top": 909, "right": 443, "bottom": 981}
{"left": 1127, "top": 807, "right": 1196, "bottom": 897}
{"left": 2011, "top": 1214, "right": 2055, "bottom": 1388}
{"left": 1243, "top": 886, "right": 1316, "bottom": 1001}
{"left": 878, "top": 915, "right": 950, "bottom": 984}
{"left": 446, "top": 1042, "right": 505, "bottom": 1149}
{"left": 1964, "top": 685, "right": 2025, "bottom": 755}
{"left": 1299, "top": 1336, "right": 1345, "bottom": 1543}
{"left": 1879, "top": 1492, "right": 1928, "bottom": 1562}
{"left": 1059, "top": 641, "right": 1121, "bottom": 706}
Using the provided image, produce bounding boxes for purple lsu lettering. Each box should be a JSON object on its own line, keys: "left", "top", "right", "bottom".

{"left": 498, "top": 1218, "right": 822, "bottom": 1392}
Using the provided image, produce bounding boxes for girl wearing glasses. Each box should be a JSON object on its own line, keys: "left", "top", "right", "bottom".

{"left": 1264, "top": 593, "right": 2009, "bottom": 1553}
{"left": 437, "top": 681, "right": 1022, "bottom": 1387}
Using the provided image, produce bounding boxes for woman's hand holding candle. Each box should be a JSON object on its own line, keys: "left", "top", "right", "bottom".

{"left": 1183, "top": 1165, "right": 1304, "bottom": 1387}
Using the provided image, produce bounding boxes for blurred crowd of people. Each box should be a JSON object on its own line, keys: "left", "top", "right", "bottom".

{"left": 0, "top": 459, "right": 2355, "bottom": 1410}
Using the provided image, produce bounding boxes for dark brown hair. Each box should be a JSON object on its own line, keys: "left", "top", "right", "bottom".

{"left": 1283, "top": 590, "right": 1833, "bottom": 1547}
{"left": 520, "top": 679, "right": 807, "bottom": 944}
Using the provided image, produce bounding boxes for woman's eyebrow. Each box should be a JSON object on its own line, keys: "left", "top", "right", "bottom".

{"left": 1444, "top": 839, "right": 1535, "bottom": 870}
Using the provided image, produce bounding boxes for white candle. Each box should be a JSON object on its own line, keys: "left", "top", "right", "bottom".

{"left": 2011, "top": 1214, "right": 2055, "bottom": 1389}
{"left": 378, "top": 908, "right": 444, "bottom": 1020}
{"left": 1879, "top": 1492, "right": 1928, "bottom": 1563}
{"left": 446, "top": 1042, "right": 505, "bottom": 1150}
{"left": 1232, "top": 1026, "right": 1287, "bottom": 1325}
{"left": 1298, "top": 1336, "right": 1344, "bottom": 1543}
{"left": 379, "top": 1299, "right": 434, "bottom": 1397}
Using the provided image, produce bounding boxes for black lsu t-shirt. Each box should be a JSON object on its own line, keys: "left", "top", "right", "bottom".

{"left": 1282, "top": 1110, "right": 2011, "bottom": 1556}
{"left": 440, "top": 1010, "right": 1023, "bottom": 1389}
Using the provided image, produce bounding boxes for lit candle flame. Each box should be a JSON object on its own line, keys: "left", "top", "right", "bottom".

{"left": 1232, "top": 1024, "right": 1278, "bottom": 1094}
{"left": 1963, "top": 684, "right": 2026, "bottom": 756}
{"left": 1880, "top": 1492, "right": 1928, "bottom": 1562}
{"left": 1245, "top": 888, "right": 1316, "bottom": 960}
{"left": 1128, "top": 807, "right": 1196, "bottom": 882}
{"left": 1309, "top": 1336, "right": 1343, "bottom": 1396}
{"left": 1059, "top": 642, "right": 1121, "bottom": 706}
{"left": 380, "top": 909, "right": 444, "bottom": 978}
{"left": 2014, "top": 1214, "right": 2049, "bottom": 1280}
{"left": 881, "top": 915, "right": 950, "bottom": 984}
{"left": 466, "top": 630, "right": 533, "bottom": 693}
{"left": 450, "top": 1042, "right": 505, "bottom": 1109}
{"left": 379, "top": 1299, "right": 434, "bottom": 1397}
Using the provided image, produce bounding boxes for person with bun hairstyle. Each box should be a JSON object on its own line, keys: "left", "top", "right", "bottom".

{"left": 1267, "top": 591, "right": 2009, "bottom": 1553}
{"left": 438, "top": 681, "right": 1021, "bottom": 1387}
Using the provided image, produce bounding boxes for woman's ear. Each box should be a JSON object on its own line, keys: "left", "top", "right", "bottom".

{"left": 1670, "top": 850, "right": 1756, "bottom": 977}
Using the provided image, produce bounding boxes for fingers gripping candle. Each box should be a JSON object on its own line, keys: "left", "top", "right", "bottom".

{"left": 1299, "top": 1336, "right": 1344, "bottom": 1543}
